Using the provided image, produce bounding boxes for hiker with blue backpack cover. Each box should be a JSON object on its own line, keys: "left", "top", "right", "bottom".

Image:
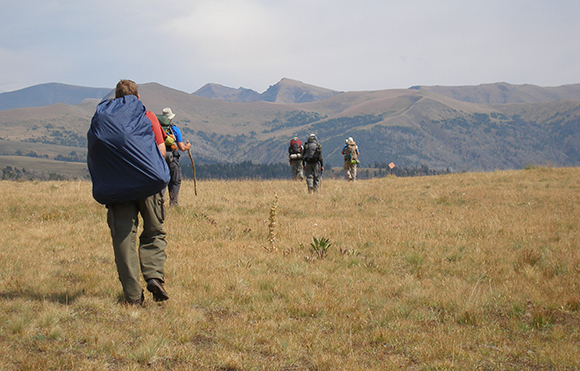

{"left": 87, "top": 79, "right": 171, "bottom": 306}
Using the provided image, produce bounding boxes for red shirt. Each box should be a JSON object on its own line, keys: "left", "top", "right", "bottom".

{"left": 146, "top": 111, "right": 166, "bottom": 145}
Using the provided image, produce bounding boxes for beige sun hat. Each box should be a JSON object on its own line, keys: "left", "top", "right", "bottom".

{"left": 162, "top": 107, "right": 175, "bottom": 120}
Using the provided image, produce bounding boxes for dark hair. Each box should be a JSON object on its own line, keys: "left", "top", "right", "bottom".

{"left": 115, "top": 79, "right": 138, "bottom": 98}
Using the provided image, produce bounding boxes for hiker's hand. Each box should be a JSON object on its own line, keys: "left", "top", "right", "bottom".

{"left": 321, "top": 166, "right": 324, "bottom": 172}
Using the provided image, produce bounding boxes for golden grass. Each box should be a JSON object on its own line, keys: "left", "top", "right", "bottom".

{"left": 1, "top": 167, "right": 579, "bottom": 370}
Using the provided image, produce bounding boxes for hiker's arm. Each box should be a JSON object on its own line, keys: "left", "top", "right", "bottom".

{"left": 158, "top": 143, "right": 166, "bottom": 157}
{"left": 147, "top": 111, "right": 166, "bottom": 158}
{"left": 177, "top": 141, "right": 191, "bottom": 151}
{"left": 172, "top": 126, "right": 191, "bottom": 151}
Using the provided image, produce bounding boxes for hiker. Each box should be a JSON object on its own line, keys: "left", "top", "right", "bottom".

{"left": 157, "top": 107, "right": 191, "bottom": 206}
{"left": 288, "top": 136, "right": 304, "bottom": 180}
{"left": 87, "top": 79, "right": 170, "bottom": 306}
{"left": 341, "top": 137, "right": 360, "bottom": 181}
{"left": 302, "top": 133, "right": 324, "bottom": 193}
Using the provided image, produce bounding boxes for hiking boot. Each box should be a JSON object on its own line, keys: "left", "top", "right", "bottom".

{"left": 147, "top": 279, "right": 169, "bottom": 302}
{"left": 129, "top": 292, "right": 145, "bottom": 307}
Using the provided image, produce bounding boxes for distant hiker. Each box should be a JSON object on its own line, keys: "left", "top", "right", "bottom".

{"left": 157, "top": 107, "right": 191, "bottom": 206}
{"left": 87, "top": 79, "right": 170, "bottom": 306}
{"left": 341, "top": 137, "right": 360, "bottom": 181}
{"left": 288, "top": 136, "right": 304, "bottom": 180}
{"left": 302, "top": 133, "right": 324, "bottom": 193}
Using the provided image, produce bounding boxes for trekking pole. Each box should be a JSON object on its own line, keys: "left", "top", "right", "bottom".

{"left": 186, "top": 140, "right": 198, "bottom": 196}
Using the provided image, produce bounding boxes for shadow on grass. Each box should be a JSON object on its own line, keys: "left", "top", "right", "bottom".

{"left": 0, "top": 289, "right": 86, "bottom": 304}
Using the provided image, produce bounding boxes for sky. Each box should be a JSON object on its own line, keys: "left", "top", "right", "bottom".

{"left": 1, "top": 0, "right": 579, "bottom": 94}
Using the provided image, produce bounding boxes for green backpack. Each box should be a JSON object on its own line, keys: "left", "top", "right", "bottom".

{"left": 156, "top": 115, "right": 176, "bottom": 150}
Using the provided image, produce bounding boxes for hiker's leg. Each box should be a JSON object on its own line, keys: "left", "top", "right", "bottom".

{"left": 171, "top": 157, "right": 182, "bottom": 205}
{"left": 138, "top": 193, "right": 167, "bottom": 283}
{"left": 305, "top": 164, "right": 314, "bottom": 190}
{"left": 168, "top": 154, "right": 181, "bottom": 205}
{"left": 343, "top": 162, "right": 350, "bottom": 180}
{"left": 292, "top": 161, "right": 303, "bottom": 180}
{"left": 107, "top": 202, "right": 142, "bottom": 302}
{"left": 312, "top": 163, "right": 320, "bottom": 191}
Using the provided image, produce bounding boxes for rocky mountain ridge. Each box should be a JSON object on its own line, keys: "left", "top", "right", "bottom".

{"left": 192, "top": 78, "right": 341, "bottom": 103}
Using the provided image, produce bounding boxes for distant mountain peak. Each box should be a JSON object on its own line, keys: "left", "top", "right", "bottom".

{"left": 193, "top": 78, "right": 340, "bottom": 104}
{"left": 193, "top": 83, "right": 261, "bottom": 102}
{"left": 0, "top": 83, "right": 112, "bottom": 111}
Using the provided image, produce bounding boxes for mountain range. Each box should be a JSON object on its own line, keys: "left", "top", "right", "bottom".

{"left": 192, "top": 78, "right": 341, "bottom": 103}
{"left": 0, "top": 78, "right": 579, "bottom": 176}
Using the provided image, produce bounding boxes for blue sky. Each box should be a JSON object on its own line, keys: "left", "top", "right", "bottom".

{"left": 1, "top": 0, "right": 579, "bottom": 93}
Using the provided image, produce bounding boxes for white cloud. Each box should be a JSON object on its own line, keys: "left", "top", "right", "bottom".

{"left": 0, "top": 0, "right": 579, "bottom": 93}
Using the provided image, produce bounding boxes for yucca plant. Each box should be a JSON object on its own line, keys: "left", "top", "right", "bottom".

{"left": 310, "top": 236, "right": 332, "bottom": 259}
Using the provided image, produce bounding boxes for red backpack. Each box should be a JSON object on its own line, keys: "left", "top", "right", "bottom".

{"left": 290, "top": 139, "right": 302, "bottom": 154}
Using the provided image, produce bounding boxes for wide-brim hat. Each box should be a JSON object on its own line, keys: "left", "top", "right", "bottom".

{"left": 162, "top": 107, "right": 175, "bottom": 120}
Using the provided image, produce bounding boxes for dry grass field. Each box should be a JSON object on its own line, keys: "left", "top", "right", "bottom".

{"left": 1, "top": 167, "right": 579, "bottom": 370}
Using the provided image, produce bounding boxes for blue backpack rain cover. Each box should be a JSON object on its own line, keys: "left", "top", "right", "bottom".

{"left": 87, "top": 95, "right": 170, "bottom": 205}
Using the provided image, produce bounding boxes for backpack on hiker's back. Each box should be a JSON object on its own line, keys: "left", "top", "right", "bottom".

{"left": 344, "top": 140, "right": 359, "bottom": 165}
{"left": 289, "top": 138, "right": 303, "bottom": 160}
{"left": 156, "top": 114, "right": 177, "bottom": 151}
{"left": 302, "top": 137, "right": 321, "bottom": 164}
{"left": 87, "top": 96, "right": 170, "bottom": 205}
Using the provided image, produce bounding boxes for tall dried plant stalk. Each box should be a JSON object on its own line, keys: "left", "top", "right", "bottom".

{"left": 266, "top": 193, "right": 278, "bottom": 252}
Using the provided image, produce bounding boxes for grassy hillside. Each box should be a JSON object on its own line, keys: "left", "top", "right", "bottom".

{"left": 0, "top": 139, "right": 87, "bottom": 159}
{"left": 414, "top": 83, "right": 580, "bottom": 104}
{"left": 1, "top": 82, "right": 580, "bottom": 172}
{"left": 0, "top": 156, "right": 88, "bottom": 179}
{"left": 1, "top": 167, "right": 579, "bottom": 370}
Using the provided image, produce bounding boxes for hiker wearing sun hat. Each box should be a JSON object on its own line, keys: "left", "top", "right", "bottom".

{"left": 301, "top": 133, "right": 324, "bottom": 193}
{"left": 157, "top": 107, "right": 191, "bottom": 206}
{"left": 341, "top": 137, "right": 359, "bottom": 181}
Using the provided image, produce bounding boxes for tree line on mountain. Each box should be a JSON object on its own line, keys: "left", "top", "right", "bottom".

{"left": 180, "top": 161, "right": 450, "bottom": 180}
{"left": 1, "top": 166, "right": 79, "bottom": 181}
{"left": 24, "top": 125, "right": 87, "bottom": 148}
{"left": 262, "top": 111, "right": 327, "bottom": 133}
{"left": 12, "top": 150, "right": 85, "bottom": 163}
{"left": 1, "top": 161, "right": 451, "bottom": 181}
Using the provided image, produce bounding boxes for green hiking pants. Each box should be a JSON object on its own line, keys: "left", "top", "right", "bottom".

{"left": 304, "top": 162, "right": 321, "bottom": 191}
{"left": 107, "top": 192, "right": 167, "bottom": 302}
